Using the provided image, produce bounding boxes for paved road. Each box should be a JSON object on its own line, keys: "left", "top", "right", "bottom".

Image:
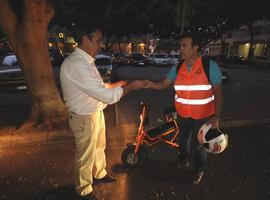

{"left": 1, "top": 64, "right": 270, "bottom": 127}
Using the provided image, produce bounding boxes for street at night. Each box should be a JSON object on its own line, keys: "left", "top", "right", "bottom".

{"left": 1, "top": 64, "right": 270, "bottom": 199}
{"left": 1, "top": 0, "right": 270, "bottom": 199}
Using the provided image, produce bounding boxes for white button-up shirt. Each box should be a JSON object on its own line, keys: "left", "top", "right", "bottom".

{"left": 60, "top": 47, "right": 123, "bottom": 115}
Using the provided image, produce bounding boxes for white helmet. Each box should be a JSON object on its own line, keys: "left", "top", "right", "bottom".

{"left": 197, "top": 123, "right": 228, "bottom": 154}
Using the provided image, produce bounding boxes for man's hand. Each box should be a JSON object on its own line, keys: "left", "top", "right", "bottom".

{"left": 207, "top": 115, "right": 220, "bottom": 129}
{"left": 140, "top": 79, "right": 172, "bottom": 90}
{"left": 105, "top": 80, "right": 127, "bottom": 89}
{"left": 128, "top": 80, "right": 147, "bottom": 90}
{"left": 113, "top": 80, "right": 127, "bottom": 87}
{"left": 122, "top": 80, "right": 147, "bottom": 96}
{"left": 142, "top": 80, "right": 154, "bottom": 88}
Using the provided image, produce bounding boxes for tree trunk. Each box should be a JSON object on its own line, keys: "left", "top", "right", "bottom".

{"left": 220, "top": 35, "right": 225, "bottom": 56}
{"left": 118, "top": 42, "right": 122, "bottom": 52}
{"left": 0, "top": 0, "right": 68, "bottom": 132}
{"left": 247, "top": 23, "right": 255, "bottom": 60}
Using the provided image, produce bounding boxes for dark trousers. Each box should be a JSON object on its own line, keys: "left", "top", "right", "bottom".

{"left": 177, "top": 116, "right": 209, "bottom": 172}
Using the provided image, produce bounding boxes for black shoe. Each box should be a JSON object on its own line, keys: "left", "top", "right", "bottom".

{"left": 191, "top": 171, "right": 204, "bottom": 185}
{"left": 81, "top": 192, "right": 99, "bottom": 200}
{"left": 93, "top": 174, "right": 116, "bottom": 185}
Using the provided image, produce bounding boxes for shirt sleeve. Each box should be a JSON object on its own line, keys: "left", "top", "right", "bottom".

{"left": 67, "top": 59, "right": 123, "bottom": 105}
{"left": 166, "top": 64, "right": 177, "bottom": 81}
{"left": 209, "top": 60, "right": 222, "bottom": 86}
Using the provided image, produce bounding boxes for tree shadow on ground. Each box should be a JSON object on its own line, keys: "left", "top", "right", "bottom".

{"left": 27, "top": 185, "right": 81, "bottom": 200}
{"left": 0, "top": 105, "right": 31, "bottom": 128}
{"left": 112, "top": 159, "right": 193, "bottom": 184}
{"left": 109, "top": 160, "right": 195, "bottom": 200}
{"left": 112, "top": 163, "right": 129, "bottom": 174}
{"left": 138, "top": 160, "right": 192, "bottom": 183}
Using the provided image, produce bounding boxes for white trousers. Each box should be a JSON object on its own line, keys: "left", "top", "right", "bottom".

{"left": 69, "top": 111, "right": 107, "bottom": 196}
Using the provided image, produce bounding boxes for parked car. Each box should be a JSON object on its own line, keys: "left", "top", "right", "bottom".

{"left": 148, "top": 53, "right": 171, "bottom": 66}
{"left": 0, "top": 54, "right": 26, "bottom": 91}
{"left": 250, "top": 56, "right": 270, "bottom": 66}
{"left": 207, "top": 55, "right": 226, "bottom": 67}
{"left": 113, "top": 52, "right": 130, "bottom": 66}
{"left": 220, "top": 66, "right": 230, "bottom": 82}
{"left": 143, "top": 53, "right": 150, "bottom": 64}
{"left": 129, "top": 53, "right": 145, "bottom": 66}
{"left": 95, "top": 54, "right": 113, "bottom": 82}
{"left": 169, "top": 54, "right": 180, "bottom": 65}
{"left": 225, "top": 56, "right": 247, "bottom": 65}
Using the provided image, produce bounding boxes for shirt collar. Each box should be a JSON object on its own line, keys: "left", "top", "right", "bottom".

{"left": 74, "top": 47, "right": 95, "bottom": 64}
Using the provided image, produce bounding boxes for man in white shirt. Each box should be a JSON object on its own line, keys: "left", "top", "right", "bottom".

{"left": 60, "top": 24, "right": 145, "bottom": 200}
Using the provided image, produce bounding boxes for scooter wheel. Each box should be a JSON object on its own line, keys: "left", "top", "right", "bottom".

{"left": 121, "top": 144, "right": 147, "bottom": 168}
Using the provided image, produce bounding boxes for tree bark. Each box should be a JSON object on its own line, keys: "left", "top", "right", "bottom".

{"left": 0, "top": 0, "right": 68, "bottom": 132}
{"left": 247, "top": 23, "right": 255, "bottom": 60}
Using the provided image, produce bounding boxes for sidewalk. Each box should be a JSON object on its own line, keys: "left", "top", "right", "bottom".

{"left": 1, "top": 121, "right": 270, "bottom": 200}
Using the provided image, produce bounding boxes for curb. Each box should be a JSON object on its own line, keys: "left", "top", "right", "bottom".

{"left": 1, "top": 118, "right": 270, "bottom": 149}
{"left": 0, "top": 128, "right": 73, "bottom": 149}
{"left": 220, "top": 118, "right": 270, "bottom": 128}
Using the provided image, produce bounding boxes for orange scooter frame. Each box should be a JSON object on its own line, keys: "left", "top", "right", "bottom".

{"left": 121, "top": 101, "right": 180, "bottom": 168}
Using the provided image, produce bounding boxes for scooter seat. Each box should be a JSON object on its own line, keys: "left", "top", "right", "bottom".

{"left": 146, "top": 121, "right": 176, "bottom": 138}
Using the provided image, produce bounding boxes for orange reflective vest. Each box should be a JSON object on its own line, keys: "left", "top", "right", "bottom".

{"left": 174, "top": 57, "right": 215, "bottom": 119}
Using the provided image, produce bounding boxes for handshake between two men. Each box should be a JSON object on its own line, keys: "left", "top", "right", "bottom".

{"left": 106, "top": 79, "right": 161, "bottom": 90}
{"left": 105, "top": 79, "right": 168, "bottom": 97}
{"left": 124, "top": 80, "right": 156, "bottom": 89}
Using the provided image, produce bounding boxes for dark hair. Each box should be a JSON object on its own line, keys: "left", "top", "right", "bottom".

{"left": 73, "top": 23, "right": 103, "bottom": 45}
{"left": 180, "top": 32, "right": 202, "bottom": 50}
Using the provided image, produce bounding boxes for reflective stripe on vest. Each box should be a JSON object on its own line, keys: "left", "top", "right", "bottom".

{"left": 175, "top": 94, "right": 215, "bottom": 105}
{"left": 174, "top": 57, "right": 215, "bottom": 119}
{"left": 174, "top": 84, "right": 212, "bottom": 91}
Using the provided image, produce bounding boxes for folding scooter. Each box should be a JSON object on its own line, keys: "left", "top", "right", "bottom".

{"left": 121, "top": 100, "right": 180, "bottom": 168}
